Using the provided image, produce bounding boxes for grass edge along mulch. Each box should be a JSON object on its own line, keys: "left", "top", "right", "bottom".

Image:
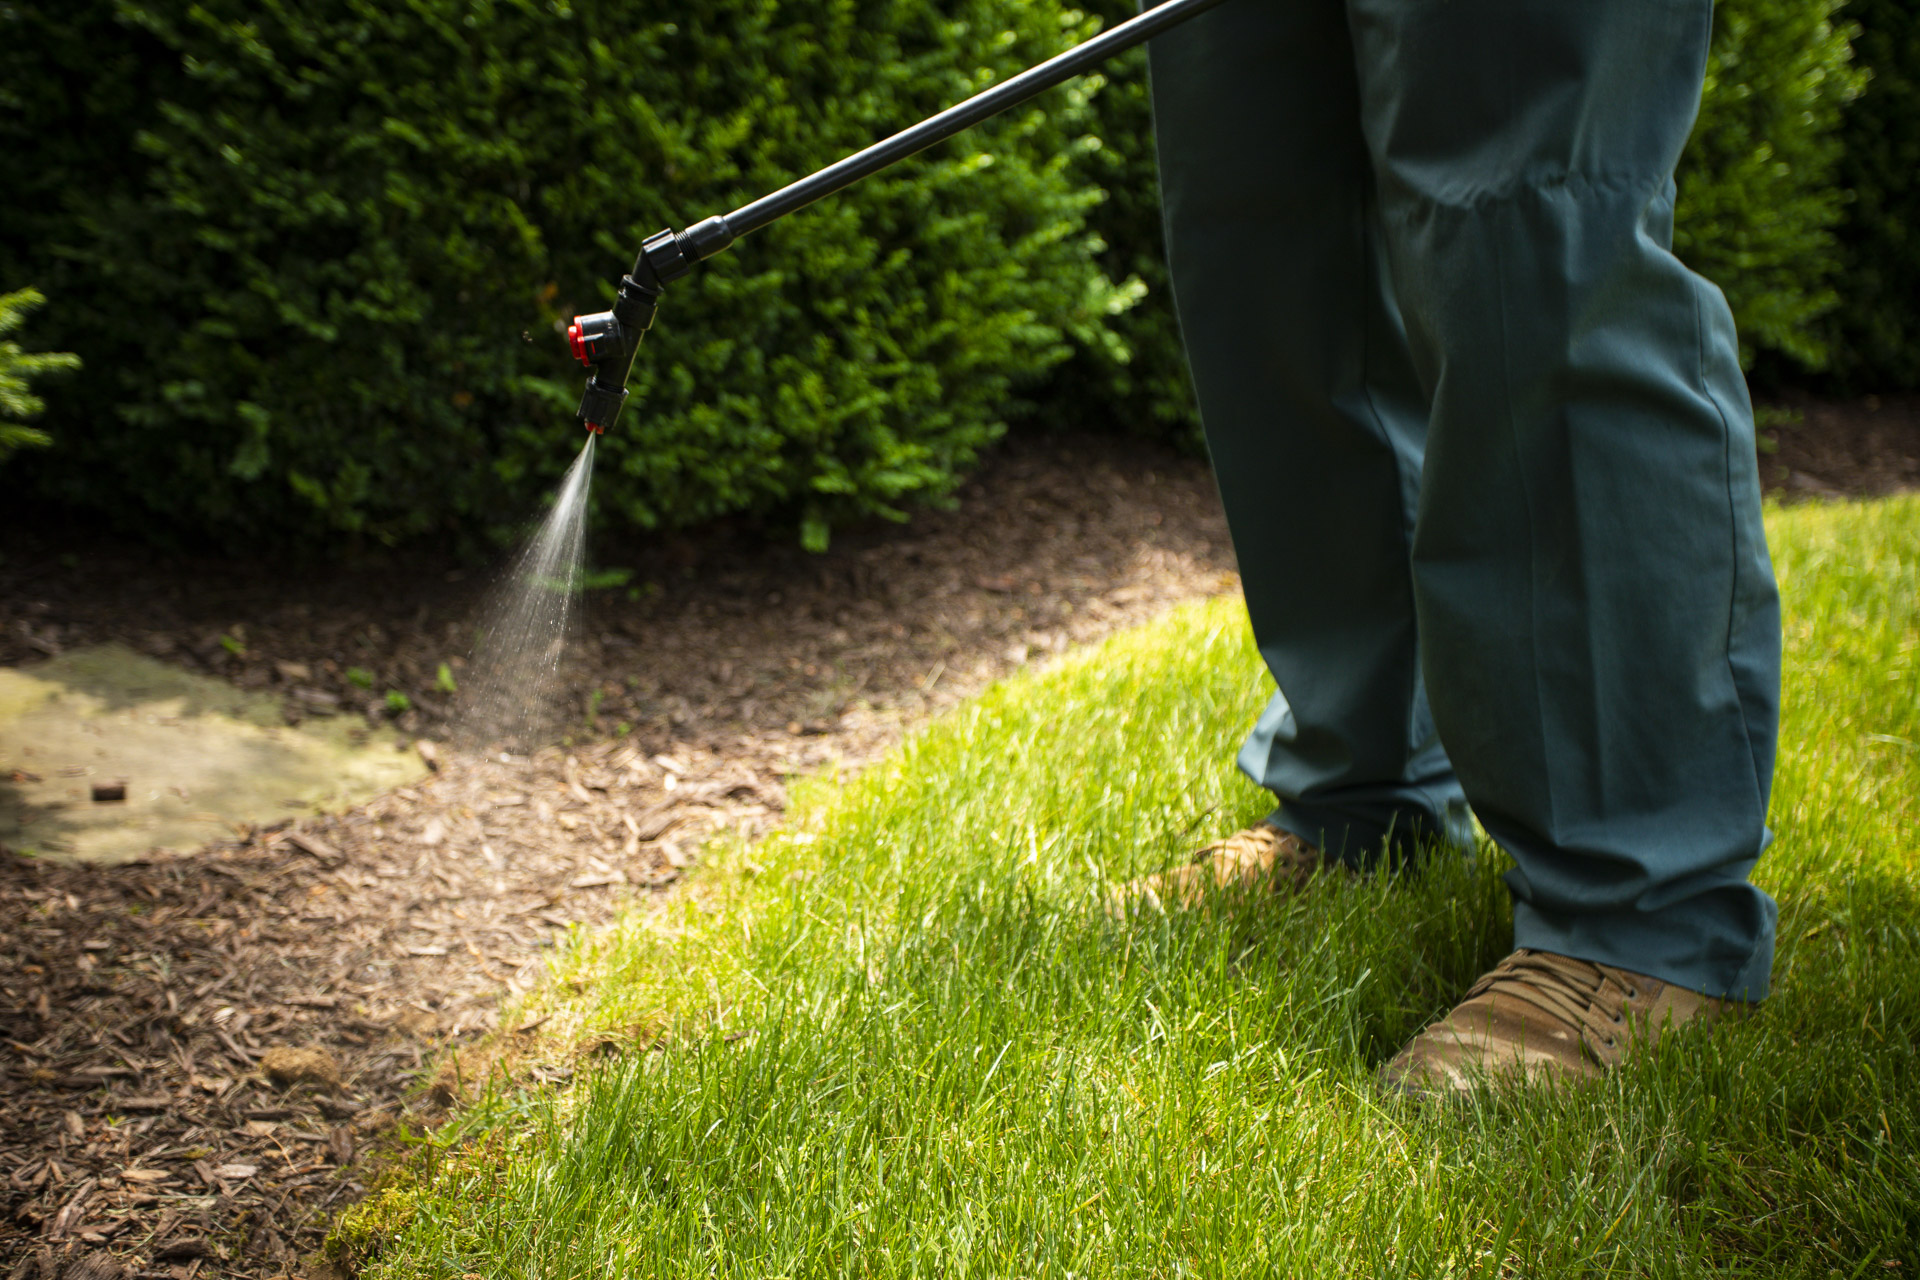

{"left": 331, "top": 495, "right": 1920, "bottom": 1279}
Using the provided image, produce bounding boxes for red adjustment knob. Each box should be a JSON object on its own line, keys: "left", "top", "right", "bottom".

{"left": 567, "top": 319, "right": 589, "bottom": 365}
{"left": 584, "top": 419, "right": 606, "bottom": 435}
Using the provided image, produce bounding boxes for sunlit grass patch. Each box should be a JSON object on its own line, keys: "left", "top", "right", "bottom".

{"left": 340, "top": 496, "right": 1920, "bottom": 1278}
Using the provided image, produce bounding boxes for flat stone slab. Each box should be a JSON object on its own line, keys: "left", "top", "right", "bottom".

{"left": 0, "top": 644, "right": 427, "bottom": 863}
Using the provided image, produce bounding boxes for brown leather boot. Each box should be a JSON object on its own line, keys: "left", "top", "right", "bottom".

{"left": 1108, "top": 824, "right": 1326, "bottom": 915}
{"left": 1379, "top": 948, "right": 1731, "bottom": 1097}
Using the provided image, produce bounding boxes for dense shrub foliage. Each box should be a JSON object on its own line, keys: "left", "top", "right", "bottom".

{"left": 0, "top": 289, "right": 79, "bottom": 466}
{"left": 1828, "top": 0, "right": 1920, "bottom": 390}
{"left": 0, "top": 0, "right": 1128, "bottom": 548}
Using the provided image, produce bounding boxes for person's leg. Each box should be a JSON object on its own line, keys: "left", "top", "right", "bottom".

{"left": 1149, "top": 0, "right": 1470, "bottom": 868}
{"left": 1350, "top": 0, "right": 1781, "bottom": 999}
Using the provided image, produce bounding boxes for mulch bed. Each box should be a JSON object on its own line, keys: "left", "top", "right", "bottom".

{"left": 2, "top": 400, "right": 1912, "bottom": 1279}
{"left": 0, "top": 435, "right": 1237, "bottom": 753}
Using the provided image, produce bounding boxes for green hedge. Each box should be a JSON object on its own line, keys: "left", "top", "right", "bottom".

{"left": 0, "top": 288, "right": 79, "bottom": 466}
{"left": 1042, "top": 0, "right": 1868, "bottom": 447}
{"left": 0, "top": 0, "right": 1130, "bottom": 549}
{"left": 1828, "top": 0, "right": 1920, "bottom": 390}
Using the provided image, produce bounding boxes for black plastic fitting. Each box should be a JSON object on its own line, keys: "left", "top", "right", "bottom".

{"left": 568, "top": 268, "right": 661, "bottom": 434}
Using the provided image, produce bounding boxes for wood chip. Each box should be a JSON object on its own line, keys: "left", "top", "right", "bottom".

{"left": 630, "top": 804, "right": 683, "bottom": 842}
{"left": 282, "top": 830, "right": 343, "bottom": 864}
{"left": 48, "top": 1175, "right": 97, "bottom": 1239}
{"left": 120, "top": 1167, "right": 176, "bottom": 1183}
{"left": 62, "top": 1253, "right": 127, "bottom": 1280}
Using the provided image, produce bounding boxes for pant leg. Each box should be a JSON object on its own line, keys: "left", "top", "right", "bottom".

{"left": 1149, "top": 0, "right": 1471, "bottom": 867}
{"left": 1348, "top": 0, "right": 1781, "bottom": 998}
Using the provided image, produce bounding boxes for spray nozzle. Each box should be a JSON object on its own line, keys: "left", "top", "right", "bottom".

{"left": 569, "top": 219, "right": 735, "bottom": 435}
{"left": 568, "top": 275, "right": 655, "bottom": 436}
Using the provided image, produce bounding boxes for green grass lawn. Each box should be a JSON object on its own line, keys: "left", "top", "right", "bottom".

{"left": 339, "top": 496, "right": 1919, "bottom": 1278}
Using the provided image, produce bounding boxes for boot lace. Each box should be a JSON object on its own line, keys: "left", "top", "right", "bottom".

{"left": 1464, "top": 950, "right": 1630, "bottom": 1053}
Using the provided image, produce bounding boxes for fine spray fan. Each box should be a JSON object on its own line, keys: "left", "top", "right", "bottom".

{"left": 566, "top": 0, "right": 1232, "bottom": 435}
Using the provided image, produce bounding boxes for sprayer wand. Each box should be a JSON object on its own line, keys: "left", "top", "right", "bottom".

{"left": 567, "top": 0, "right": 1232, "bottom": 434}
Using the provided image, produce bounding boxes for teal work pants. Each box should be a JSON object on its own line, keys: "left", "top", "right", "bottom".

{"left": 1150, "top": 0, "right": 1781, "bottom": 999}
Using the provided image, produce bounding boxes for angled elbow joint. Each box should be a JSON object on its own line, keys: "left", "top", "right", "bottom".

{"left": 567, "top": 220, "right": 734, "bottom": 435}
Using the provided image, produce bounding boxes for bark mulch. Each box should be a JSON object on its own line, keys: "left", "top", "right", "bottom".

{"left": 0, "top": 435, "right": 1237, "bottom": 753}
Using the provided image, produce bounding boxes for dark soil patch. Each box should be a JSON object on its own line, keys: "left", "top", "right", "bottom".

{"left": 1759, "top": 391, "right": 1920, "bottom": 499}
